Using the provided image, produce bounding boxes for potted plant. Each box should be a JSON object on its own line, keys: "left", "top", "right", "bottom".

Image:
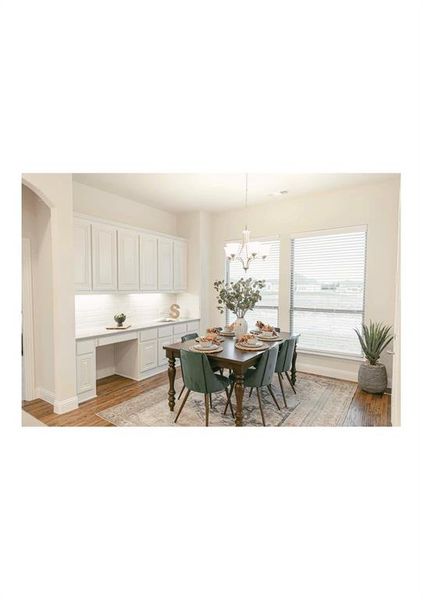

{"left": 354, "top": 321, "right": 393, "bottom": 393}
{"left": 214, "top": 278, "right": 265, "bottom": 338}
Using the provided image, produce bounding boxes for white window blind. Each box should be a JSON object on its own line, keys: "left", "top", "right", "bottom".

{"left": 290, "top": 228, "right": 367, "bottom": 356}
{"left": 226, "top": 239, "right": 280, "bottom": 330}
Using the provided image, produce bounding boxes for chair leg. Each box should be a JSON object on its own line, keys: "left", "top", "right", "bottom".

{"left": 174, "top": 389, "right": 191, "bottom": 423}
{"left": 277, "top": 372, "right": 287, "bottom": 407}
{"left": 256, "top": 387, "right": 266, "bottom": 427}
{"left": 219, "top": 368, "right": 224, "bottom": 376}
{"left": 209, "top": 394, "right": 213, "bottom": 409}
{"left": 267, "top": 384, "right": 280, "bottom": 410}
{"left": 224, "top": 381, "right": 234, "bottom": 415}
{"left": 249, "top": 387, "right": 254, "bottom": 398}
{"left": 204, "top": 394, "right": 210, "bottom": 427}
{"left": 285, "top": 372, "right": 296, "bottom": 394}
{"left": 224, "top": 386, "right": 235, "bottom": 418}
{"left": 177, "top": 384, "right": 185, "bottom": 401}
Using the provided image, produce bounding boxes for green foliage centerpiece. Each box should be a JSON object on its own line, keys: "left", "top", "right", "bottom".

{"left": 214, "top": 278, "right": 265, "bottom": 338}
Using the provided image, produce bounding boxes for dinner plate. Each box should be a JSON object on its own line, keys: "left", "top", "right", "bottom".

{"left": 220, "top": 331, "right": 235, "bottom": 337}
{"left": 191, "top": 344, "right": 223, "bottom": 353}
{"left": 239, "top": 340, "right": 263, "bottom": 348}
{"left": 236, "top": 342, "right": 266, "bottom": 351}
{"left": 257, "top": 334, "right": 284, "bottom": 342}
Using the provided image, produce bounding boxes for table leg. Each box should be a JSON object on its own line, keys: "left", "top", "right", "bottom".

{"left": 234, "top": 372, "right": 245, "bottom": 427}
{"left": 167, "top": 355, "right": 176, "bottom": 411}
{"left": 291, "top": 343, "right": 298, "bottom": 385}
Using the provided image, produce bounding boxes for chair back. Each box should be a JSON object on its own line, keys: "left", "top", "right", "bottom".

{"left": 250, "top": 345, "right": 279, "bottom": 388}
{"left": 276, "top": 335, "right": 299, "bottom": 373}
{"left": 181, "top": 332, "right": 198, "bottom": 343}
{"left": 180, "top": 349, "right": 217, "bottom": 394}
{"left": 260, "top": 345, "right": 279, "bottom": 386}
{"left": 275, "top": 339, "right": 288, "bottom": 373}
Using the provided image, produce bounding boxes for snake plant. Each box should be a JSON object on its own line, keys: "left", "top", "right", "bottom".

{"left": 354, "top": 321, "right": 393, "bottom": 365}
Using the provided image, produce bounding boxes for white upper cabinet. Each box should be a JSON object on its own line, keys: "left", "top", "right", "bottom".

{"left": 74, "top": 218, "right": 92, "bottom": 291}
{"left": 117, "top": 228, "right": 140, "bottom": 291}
{"left": 173, "top": 240, "right": 188, "bottom": 291}
{"left": 140, "top": 234, "right": 158, "bottom": 291}
{"left": 158, "top": 238, "right": 173, "bottom": 291}
{"left": 92, "top": 223, "right": 118, "bottom": 291}
{"left": 74, "top": 215, "right": 187, "bottom": 294}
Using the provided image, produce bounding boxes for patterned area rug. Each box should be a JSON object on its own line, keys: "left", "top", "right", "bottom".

{"left": 97, "top": 372, "right": 356, "bottom": 427}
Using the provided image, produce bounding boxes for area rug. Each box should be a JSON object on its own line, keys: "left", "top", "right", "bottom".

{"left": 97, "top": 372, "right": 356, "bottom": 427}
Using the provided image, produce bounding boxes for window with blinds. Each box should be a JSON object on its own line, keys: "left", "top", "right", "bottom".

{"left": 225, "top": 238, "right": 280, "bottom": 330}
{"left": 290, "top": 228, "right": 367, "bottom": 356}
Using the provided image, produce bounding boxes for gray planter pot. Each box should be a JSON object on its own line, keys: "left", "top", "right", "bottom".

{"left": 358, "top": 363, "right": 387, "bottom": 394}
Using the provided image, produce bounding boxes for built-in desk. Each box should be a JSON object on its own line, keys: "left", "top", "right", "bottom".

{"left": 75, "top": 319, "right": 200, "bottom": 404}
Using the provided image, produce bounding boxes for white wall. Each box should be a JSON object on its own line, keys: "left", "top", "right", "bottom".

{"left": 209, "top": 177, "right": 400, "bottom": 384}
{"left": 73, "top": 181, "right": 177, "bottom": 235}
{"left": 22, "top": 185, "right": 55, "bottom": 396}
{"left": 22, "top": 174, "right": 77, "bottom": 413}
{"left": 176, "top": 211, "right": 209, "bottom": 333}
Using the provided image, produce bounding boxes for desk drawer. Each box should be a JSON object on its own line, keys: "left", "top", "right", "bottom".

{"left": 186, "top": 320, "right": 200, "bottom": 333}
{"left": 139, "top": 327, "right": 158, "bottom": 341}
{"left": 76, "top": 339, "right": 96, "bottom": 355}
{"left": 158, "top": 325, "right": 173, "bottom": 338}
{"left": 173, "top": 322, "right": 187, "bottom": 335}
{"left": 97, "top": 331, "right": 137, "bottom": 346}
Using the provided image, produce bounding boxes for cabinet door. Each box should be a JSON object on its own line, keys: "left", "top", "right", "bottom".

{"left": 74, "top": 219, "right": 92, "bottom": 291}
{"left": 92, "top": 223, "right": 118, "bottom": 291}
{"left": 173, "top": 240, "right": 187, "bottom": 291}
{"left": 139, "top": 339, "right": 158, "bottom": 372}
{"left": 118, "top": 228, "right": 140, "bottom": 290}
{"left": 158, "top": 336, "right": 173, "bottom": 366}
{"left": 76, "top": 352, "right": 96, "bottom": 394}
{"left": 158, "top": 238, "right": 173, "bottom": 291}
{"left": 140, "top": 234, "right": 158, "bottom": 291}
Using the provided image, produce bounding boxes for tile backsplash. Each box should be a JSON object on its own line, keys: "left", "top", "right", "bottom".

{"left": 75, "top": 293, "right": 181, "bottom": 333}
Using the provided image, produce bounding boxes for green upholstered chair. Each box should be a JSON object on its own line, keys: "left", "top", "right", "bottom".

{"left": 225, "top": 345, "right": 280, "bottom": 426}
{"left": 174, "top": 349, "right": 234, "bottom": 426}
{"left": 274, "top": 335, "right": 299, "bottom": 407}
{"left": 177, "top": 332, "right": 222, "bottom": 404}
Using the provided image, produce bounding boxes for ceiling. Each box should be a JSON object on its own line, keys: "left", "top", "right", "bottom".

{"left": 72, "top": 173, "right": 397, "bottom": 214}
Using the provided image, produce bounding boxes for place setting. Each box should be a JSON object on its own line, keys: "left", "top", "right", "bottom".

{"left": 219, "top": 324, "right": 235, "bottom": 337}
{"left": 235, "top": 334, "right": 267, "bottom": 352}
{"left": 190, "top": 333, "right": 224, "bottom": 354}
{"left": 252, "top": 321, "right": 286, "bottom": 342}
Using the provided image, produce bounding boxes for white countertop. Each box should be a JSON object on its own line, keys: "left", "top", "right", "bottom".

{"left": 75, "top": 317, "right": 200, "bottom": 340}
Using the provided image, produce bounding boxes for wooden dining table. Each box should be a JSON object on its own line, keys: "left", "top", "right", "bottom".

{"left": 163, "top": 331, "right": 298, "bottom": 426}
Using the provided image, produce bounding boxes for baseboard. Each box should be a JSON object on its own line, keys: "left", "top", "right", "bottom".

{"left": 54, "top": 395, "right": 79, "bottom": 414}
{"left": 297, "top": 364, "right": 358, "bottom": 383}
{"left": 139, "top": 364, "right": 168, "bottom": 381}
{"left": 36, "top": 387, "right": 55, "bottom": 405}
{"left": 114, "top": 370, "right": 142, "bottom": 381}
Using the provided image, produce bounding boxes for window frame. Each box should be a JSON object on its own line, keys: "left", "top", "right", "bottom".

{"left": 289, "top": 225, "right": 367, "bottom": 359}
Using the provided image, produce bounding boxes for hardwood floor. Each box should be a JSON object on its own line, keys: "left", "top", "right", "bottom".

{"left": 342, "top": 387, "right": 391, "bottom": 426}
{"left": 22, "top": 370, "right": 391, "bottom": 427}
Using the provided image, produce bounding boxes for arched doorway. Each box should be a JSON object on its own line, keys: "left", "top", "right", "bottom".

{"left": 22, "top": 184, "right": 55, "bottom": 403}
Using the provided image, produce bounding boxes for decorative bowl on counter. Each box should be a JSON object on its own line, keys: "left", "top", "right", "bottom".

{"left": 114, "top": 313, "right": 127, "bottom": 327}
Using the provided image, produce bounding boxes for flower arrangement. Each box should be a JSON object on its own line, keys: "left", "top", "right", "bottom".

{"left": 214, "top": 278, "right": 265, "bottom": 318}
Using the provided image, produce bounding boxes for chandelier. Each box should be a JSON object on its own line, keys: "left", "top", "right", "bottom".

{"left": 224, "top": 174, "right": 271, "bottom": 272}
